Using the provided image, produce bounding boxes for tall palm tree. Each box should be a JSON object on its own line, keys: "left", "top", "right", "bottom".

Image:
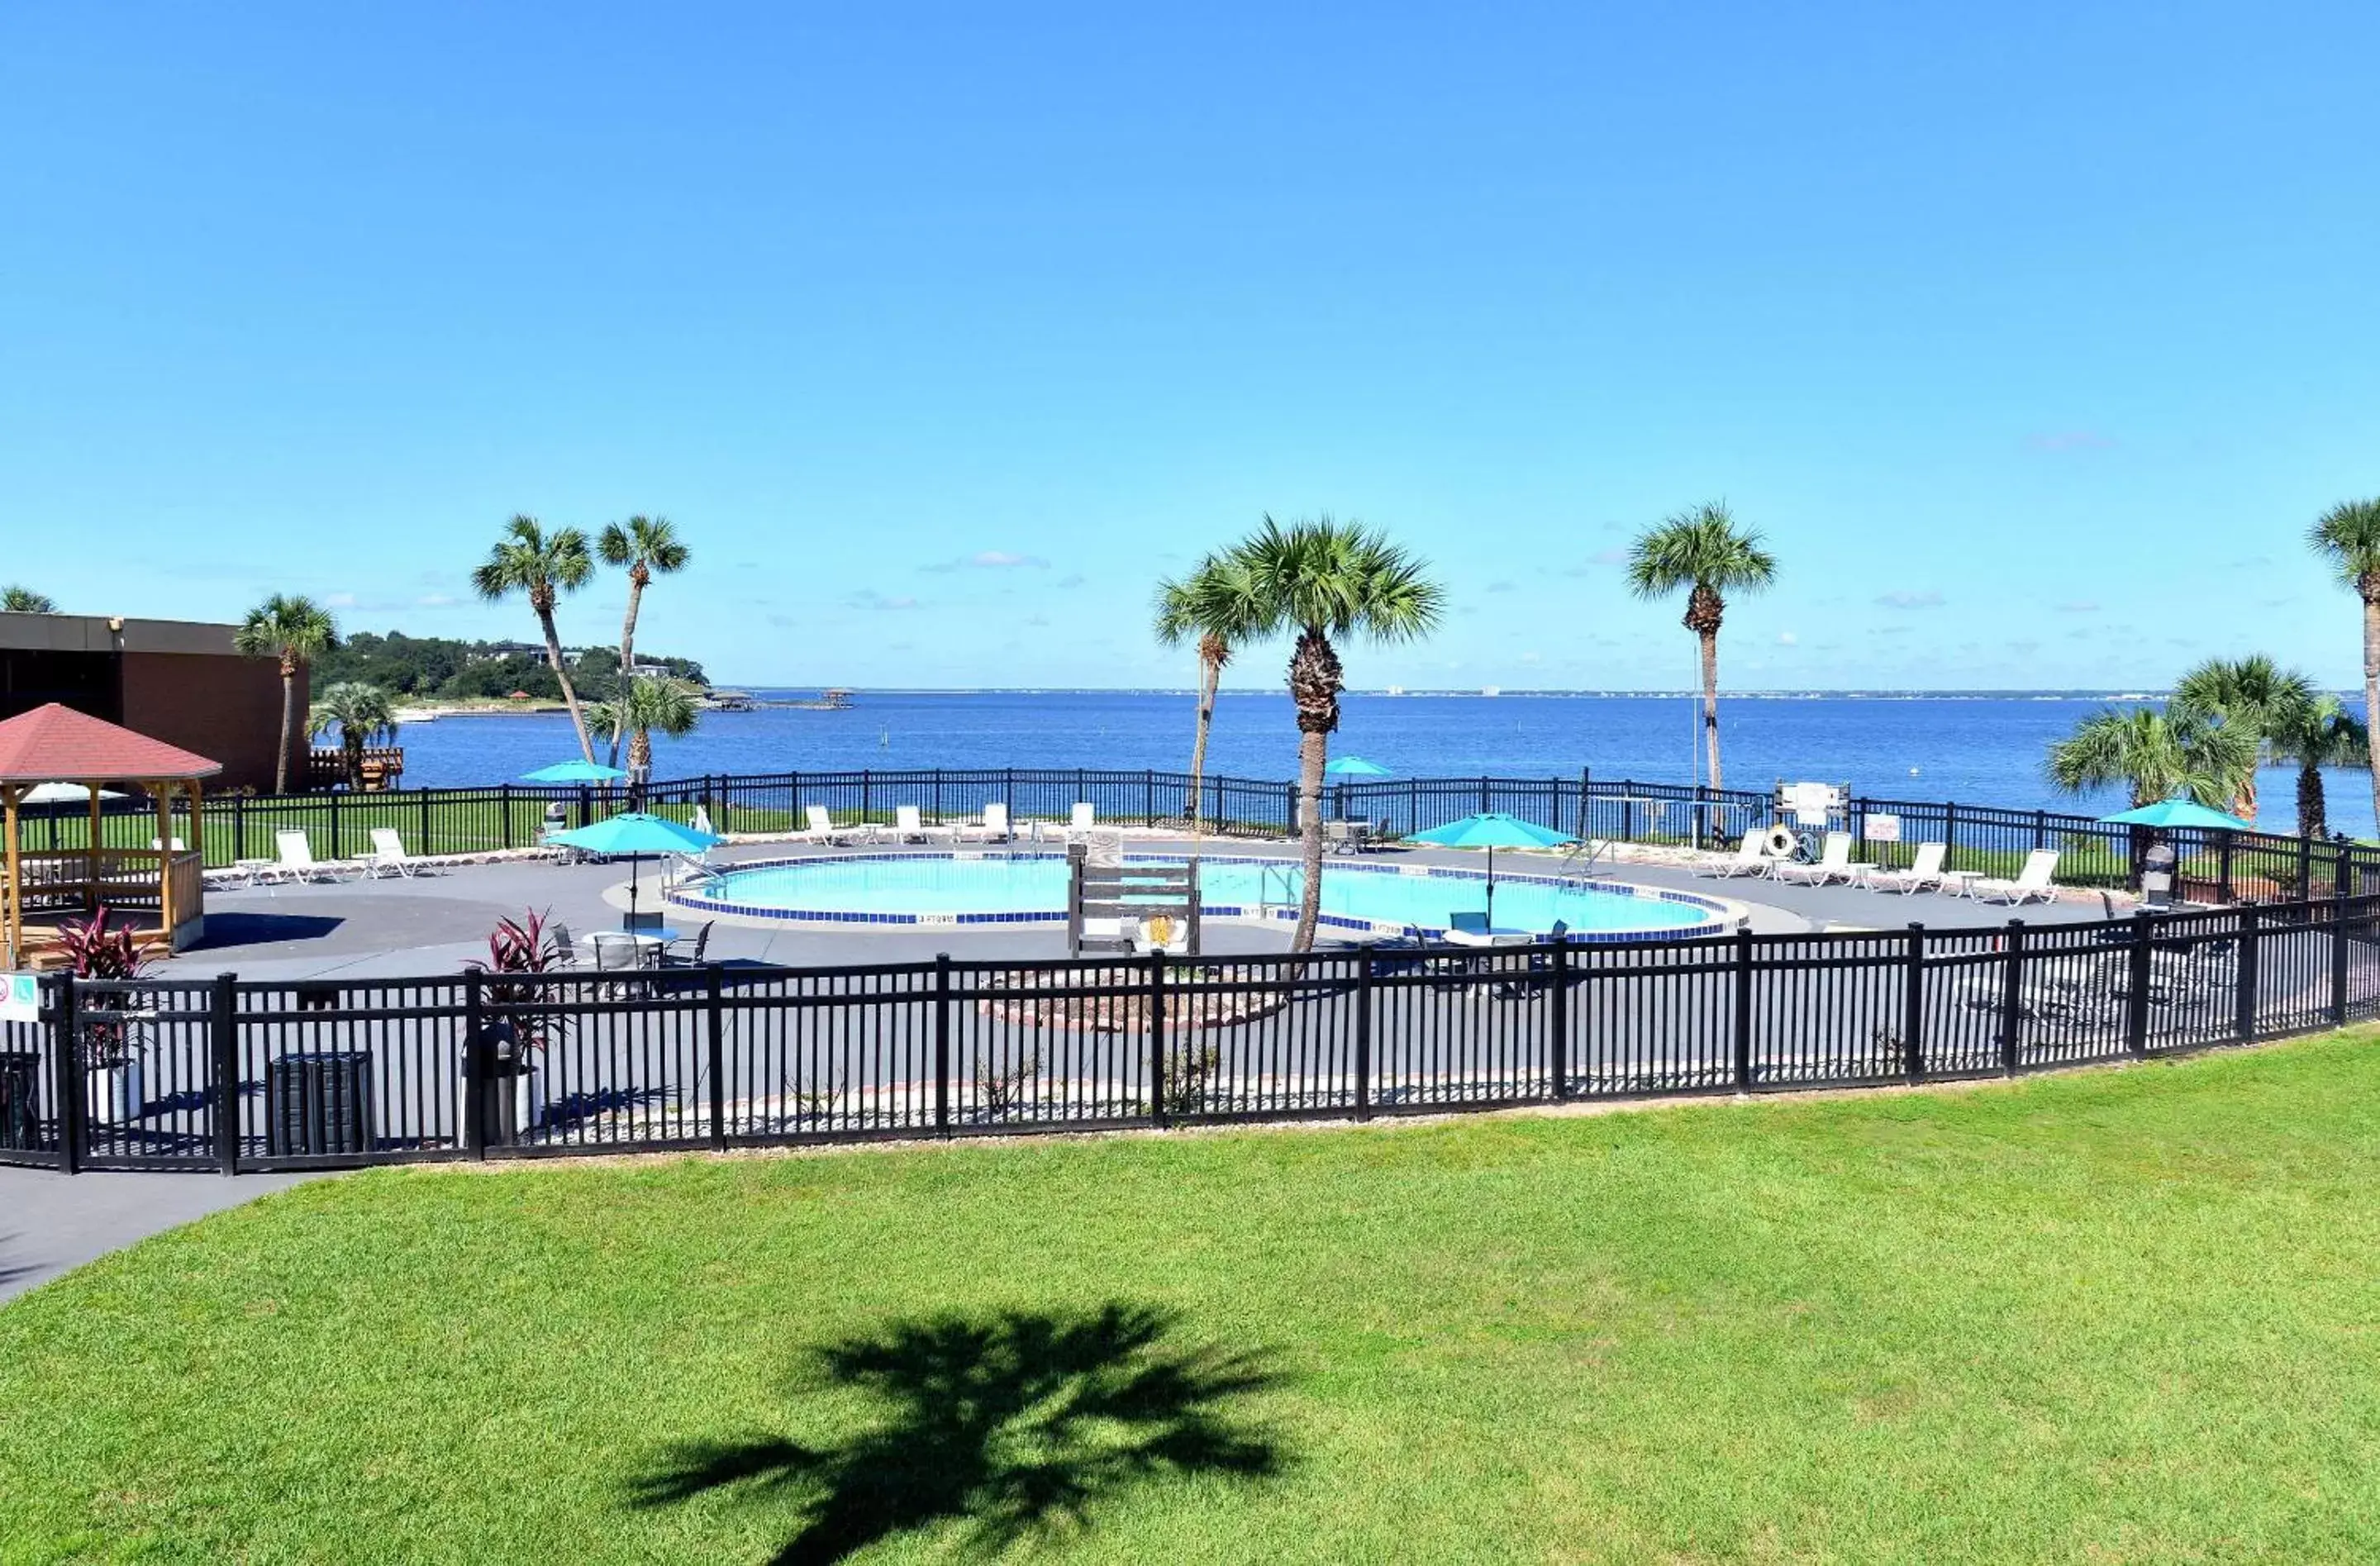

{"left": 2169, "top": 654, "right": 2315, "bottom": 823}
{"left": 596, "top": 515, "right": 691, "bottom": 769}
{"left": 1625, "top": 502, "right": 1777, "bottom": 792}
{"left": 2308, "top": 497, "right": 2380, "bottom": 832}
{"left": 306, "top": 682, "right": 398, "bottom": 790}
{"left": 473, "top": 515, "right": 597, "bottom": 764}
{"left": 1153, "top": 552, "right": 1261, "bottom": 836}
{"left": 1226, "top": 516, "right": 1445, "bottom": 952}
{"left": 596, "top": 675, "right": 701, "bottom": 806}
{"left": 233, "top": 593, "right": 338, "bottom": 793}
{"left": 1, "top": 586, "right": 56, "bottom": 612}
{"left": 2264, "top": 692, "right": 2368, "bottom": 840}
{"left": 2046, "top": 707, "right": 2260, "bottom": 810}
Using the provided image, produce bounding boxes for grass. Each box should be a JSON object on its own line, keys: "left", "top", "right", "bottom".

{"left": 7, "top": 1036, "right": 2380, "bottom": 1563}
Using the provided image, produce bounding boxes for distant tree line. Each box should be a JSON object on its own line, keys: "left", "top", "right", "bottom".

{"left": 306, "top": 631, "right": 706, "bottom": 705}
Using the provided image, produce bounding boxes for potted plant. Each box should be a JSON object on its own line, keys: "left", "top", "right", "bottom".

{"left": 57, "top": 908, "right": 153, "bottom": 1125}
{"left": 461, "top": 909, "right": 569, "bottom": 1144}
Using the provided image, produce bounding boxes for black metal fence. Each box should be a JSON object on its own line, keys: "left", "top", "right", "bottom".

{"left": 7, "top": 892, "right": 2377, "bottom": 1175}
{"left": 22, "top": 764, "right": 2379, "bottom": 900}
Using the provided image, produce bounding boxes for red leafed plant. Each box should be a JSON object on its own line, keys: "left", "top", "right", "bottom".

{"left": 464, "top": 908, "right": 570, "bottom": 1056}
{"left": 55, "top": 907, "right": 151, "bottom": 982}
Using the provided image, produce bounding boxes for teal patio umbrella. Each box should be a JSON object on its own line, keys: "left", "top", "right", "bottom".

{"left": 2097, "top": 796, "right": 2254, "bottom": 832}
{"left": 547, "top": 812, "right": 724, "bottom": 927}
{"left": 1324, "top": 756, "right": 1392, "bottom": 778}
{"left": 522, "top": 760, "right": 631, "bottom": 783}
{"left": 1404, "top": 812, "right": 1577, "bottom": 926}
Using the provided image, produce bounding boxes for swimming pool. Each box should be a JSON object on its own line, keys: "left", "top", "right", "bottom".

{"left": 668, "top": 853, "right": 1733, "bottom": 940}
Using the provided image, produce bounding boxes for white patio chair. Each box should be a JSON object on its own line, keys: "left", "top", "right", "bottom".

{"left": 956, "top": 802, "right": 1013, "bottom": 843}
{"left": 357, "top": 827, "right": 423, "bottom": 878}
{"left": 271, "top": 829, "right": 346, "bottom": 883}
{"left": 1696, "top": 828, "right": 1771, "bottom": 878}
{"left": 1773, "top": 831, "right": 1854, "bottom": 885}
{"left": 1975, "top": 849, "right": 2061, "bottom": 905}
{"left": 793, "top": 805, "right": 863, "bottom": 846}
{"left": 1864, "top": 841, "right": 1947, "bottom": 893}
{"left": 893, "top": 804, "right": 954, "bottom": 844}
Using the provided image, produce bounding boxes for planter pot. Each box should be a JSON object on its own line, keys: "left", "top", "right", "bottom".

{"left": 86, "top": 1059, "right": 143, "bottom": 1126}
{"left": 458, "top": 1064, "right": 543, "bottom": 1147}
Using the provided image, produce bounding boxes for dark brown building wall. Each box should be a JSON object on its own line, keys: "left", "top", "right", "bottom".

{"left": 119, "top": 651, "right": 299, "bottom": 793}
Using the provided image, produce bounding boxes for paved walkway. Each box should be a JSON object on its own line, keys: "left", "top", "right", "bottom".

{"left": 0, "top": 1165, "right": 321, "bottom": 1304}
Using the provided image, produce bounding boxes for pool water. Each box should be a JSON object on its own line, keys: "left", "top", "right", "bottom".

{"left": 677, "top": 854, "right": 1728, "bottom": 939}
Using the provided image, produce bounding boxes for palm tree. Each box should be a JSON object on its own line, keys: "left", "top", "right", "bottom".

{"left": 306, "top": 682, "right": 398, "bottom": 790}
{"left": 2046, "top": 707, "right": 2260, "bottom": 810}
{"left": 1153, "top": 552, "right": 1261, "bottom": 836}
{"left": 2169, "top": 654, "right": 2315, "bottom": 823}
{"left": 1226, "top": 516, "right": 1445, "bottom": 952}
{"left": 1, "top": 586, "right": 56, "bottom": 612}
{"left": 596, "top": 515, "right": 691, "bottom": 769}
{"left": 2307, "top": 497, "right": 2380, "bottom": 832}
{"left": 596, "top": 675, "right": 701, "bottom": 805}
{"left": 473, "top": 515, "right": 597, "bottom": 763}
{"left": 2263, "top": 692, "right": 2368, "bottom": 840}
{"left": 233, "top": 594, "right": 339, "bottom": 793}
{"left": 1625, "top": 502, "right": 1777, "bottom": 792}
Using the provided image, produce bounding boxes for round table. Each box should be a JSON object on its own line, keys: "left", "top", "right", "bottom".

{"left": 1942, "top": 869, "right": 1988, "bottom": 898}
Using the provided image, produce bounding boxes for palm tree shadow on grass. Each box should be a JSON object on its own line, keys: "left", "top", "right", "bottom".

{"left": 629, "top": 1301, "right": 1289, "bottom": 1564}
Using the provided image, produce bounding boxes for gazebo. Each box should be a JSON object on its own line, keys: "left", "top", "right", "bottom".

{"left": 0, "top": 704, "right": 221, "bottom": 967}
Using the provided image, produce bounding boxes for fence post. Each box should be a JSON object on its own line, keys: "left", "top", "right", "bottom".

{"left": 1145, "top": 769, "right": 1155, "bottom": 826}
{"left": 576, "top": 784, "right": 591, "bottom": 829}
{"left": 53, "top": 977, "right": 82, "bottom": 1175}
{"left": 2129, "top": 912, "right": 2154, "bottom": 1055}
{"left": 1478, "top": 774, "right": 1490, "bottom": 814}
{"left": 1548, "top": 939, "right": 1569, "bottom": 1101}
{"left": 2217, "top": 831, "right": 2235, "bottom": 905}
{"left": 212, "top": 972, "right": 240, "bottom": 1176}
{"left": 705, "top": 963, "right": 727, "bottom": 1150}
{"left": 861, "top": 773, "right": 872, "bottom": 827}
{"left": 500, "top": 783, "right": 513, "bottom": 850}
{"left": 1731, "top": 929, "right": 1754, "bottom": 1089}
{"left": 1003, "top": 769, "right": 1015, "bottom": 823}
{"left": 1284, "top": 781, "right": 1297, "bottom": 838}
{"left": 328, "top": 788, "right": 341, "bottom": 859}
{"left": 1147, "top": 950, "right": 1169, "bottom": 1129}
{"left": 1943, "top": 802, "right": 1958, "bottom": 873}
{"left": 459, "top": 969, "right": 488, "bottom": 1159}
{"left": 1354, "top": 951, "right": 1373, "bottom": 1121}
{"left": 933, "top": 953, "right": 951, "bottom": 1136}
{"left": 933, "top": 769, "right": 944, "bottom": 825}
{"left": 2297, "top": 831, "right": 2312, "bottom": 900}
{"left": 233, "top": 793, "right": 247, "bottom": 862}
{"left": 2332, "top": 897, "right": 2351, "bottom": 1028}
{"left": 1902, "top": 925, "right": 1925, "bottom": 1080}
{"left": 1576, "top": 768, "right": 1590, "bottom": 840}
{"left": 419, "top": 788, "right": 431, "bottom": 854}
{"left": 1997, "top": 921, "right": 2028, "bottom": 1074}
{"left": 2234, "top": 906, "right": 2261, "bottom": 1043}
{"left": 2032, "top": 809, "right": 2045, "bottom": 851}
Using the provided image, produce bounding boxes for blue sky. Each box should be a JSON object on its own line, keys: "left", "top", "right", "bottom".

{"left": 5, "top": 2, "right": 2377, "bottom": 692}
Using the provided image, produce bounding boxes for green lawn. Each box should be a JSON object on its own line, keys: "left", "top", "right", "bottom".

{"left": 7, "top": 1036, "right": 2380, "bottom": 1563}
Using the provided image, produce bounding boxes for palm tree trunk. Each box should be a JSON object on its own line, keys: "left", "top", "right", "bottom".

{"left": 274, "top": 658, "right": 297, "bottom": 794}
{"left": 1292, "top": 727, "right": 1327, "bottom": 953}
{"left": 345, "top": 734, "right": 364, "bottom": 790}
{"left": 1188, "top": 653, "right": 1219, "bottom": 835}
{"left": 610, "top": 574, "right": 646, "bottom": 769}
{"left": 540, "top": 609, "right": 596, "bottom": 764}
{"left": 2299, "top": 762, "right": 2328, "bottom": 840}
{"left": 2363, "top": 593, "right": 2380, "bottom": 836}
{"left": 1699, "top": 629, "right": 1723, "bottom": 793}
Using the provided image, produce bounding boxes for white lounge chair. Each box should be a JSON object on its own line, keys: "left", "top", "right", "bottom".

{"left": 957, "top": 802, "right": 1013, "bottom": 843}
{"left": 892, "top": 805, "right": 954, "bottom": 844}
{"left": 691, "top": 804, "right": 716, "bottom": 837}
{"left": 150, "top": 835, "right": 187, "bottom": 854}
{"left": 1861, "top": 841, "right": 1946, "bottom": 893}
{"left": 1031, "top": 802, "right": 1098, "bottom": 845}
{"left": 270, "top": 829, "right": 345, "bottom": 883}
{"left": 793, "top": 805, "right": 864, "bottom": 846}
{"left": 1697, "top": 828, "right": 1771, "bottom": 878}
{"left": 1975, "top": 849, "right": 2060, "bottom": 904}
{"left": 1773, "top": 831, "right": 1854, "bottom": 885}
{"left": 357, "top": 827, "right": 424, "bottom": 878}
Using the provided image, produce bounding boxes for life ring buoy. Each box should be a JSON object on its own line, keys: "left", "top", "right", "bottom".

{"left": 1764, "top": 825, "right": 1798, "bottom": 859}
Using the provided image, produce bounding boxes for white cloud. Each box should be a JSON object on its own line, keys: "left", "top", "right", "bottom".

{"left": 1875, "top": 589, "right": 1944, "bottom": 610}
{"left": 2054, "top": 600, "right": 2100, "bottom": 614}
{"left": 323, "top": 592, "right": 358, "bottom": 609}
{"left": 1776, "top": 631, "right": 1797, "bottom": 645}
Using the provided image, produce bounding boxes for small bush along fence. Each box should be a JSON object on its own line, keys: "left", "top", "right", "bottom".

{"left": 12, "top": 766, "right": 2376, "bottom": 902}
{"left": 4, "top": 892, "right": 2377, "bottom": 1175}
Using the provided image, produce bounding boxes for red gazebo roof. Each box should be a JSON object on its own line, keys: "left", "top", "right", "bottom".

{"left": 0, "top": 703, "right": 222, "bottom": 783}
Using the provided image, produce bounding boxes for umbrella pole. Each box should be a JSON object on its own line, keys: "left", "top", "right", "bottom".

{"left": 1486, "top": 845, "right": 1495, "bottom": 927}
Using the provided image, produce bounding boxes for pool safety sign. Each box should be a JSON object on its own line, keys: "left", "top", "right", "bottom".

{"left": 0, "top": 973, "right": 38, "bottom": 1024}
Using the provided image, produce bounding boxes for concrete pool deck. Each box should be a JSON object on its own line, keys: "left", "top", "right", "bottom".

{"left": 152, "top": 835, "right": 2126, "bottom": 982}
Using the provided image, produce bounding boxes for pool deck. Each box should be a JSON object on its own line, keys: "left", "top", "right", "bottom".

{"left": 155, "top": 835, "right": 2125, "bottom": 982}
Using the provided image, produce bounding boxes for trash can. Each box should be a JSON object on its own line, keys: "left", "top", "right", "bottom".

{"left": 0, "top": 1052, "right": 42, "bottom": 1151}
{"left": 266, "top": 1051, "right": 374, "bottom": 1156}
{"left": 2140, "top": 840, "right": 2177, "bottom": 909}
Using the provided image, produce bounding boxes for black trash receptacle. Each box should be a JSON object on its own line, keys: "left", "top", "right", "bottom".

{"left": 266, "top": 1051, "right": 374, "bottom": 1157}
{"left": 0, "top": 1052, "right": 43, "bottom": 1151}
